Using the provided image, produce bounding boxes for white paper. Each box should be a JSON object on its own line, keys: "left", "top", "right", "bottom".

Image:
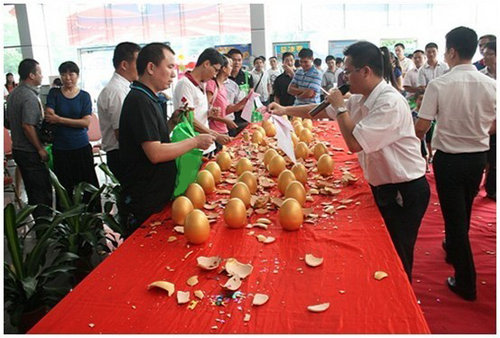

{"left": 241, "top": 92, "right": 260, "bottom": 122}
{"left": 272, "top": 115, "right": 296, "bottom": 163}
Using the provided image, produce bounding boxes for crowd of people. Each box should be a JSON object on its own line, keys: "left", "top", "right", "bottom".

{"left": 5, "top": 26, "right": 496, "bottom": 301}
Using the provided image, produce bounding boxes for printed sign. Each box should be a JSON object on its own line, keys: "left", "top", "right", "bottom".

{"left": 328, "top": 40, "right": 357, "bottom": 58}
{"left": 273, "top": 41, "right": 310, "bottom": 60}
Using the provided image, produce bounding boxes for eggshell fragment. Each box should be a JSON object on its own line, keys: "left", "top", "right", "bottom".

{"left": 197, "top": 256, "right": 222, "bottom": 270}
{"left": 173, "top": 226, "right": 184, "bottom": 234}
{"left": 221, "top": 275, "right": 242, "bottom": 291}
{"left": 307, "top": 302, "right": 330, "bottom": 313}
{"left": 252, "top": 293, "right": 269, "bottom": 306}
{"left": 264, "top": 236, "right": 276, "bottom": 244}
{"left": 186, "top": 275, "right": 199, "bottom": 286}
{"left": 374, "top": 271, "right": 389, "bottom": 280}
{"left": 177, "top": 291, "right": 190, "bottom": 304}
{"left": 194, "top": 290, "right": 204, "bottom": 299}
{"left": 244, "top": 313, "right": 251, "bottom": 322}
{"left": 225, "top": 258, "right": 253, "bottom": 279}
{"left": 147, "top": 281, "right": 175, "bottom": 296}
{"left": 305, "top": 254, "right": 324, "bottom": 267}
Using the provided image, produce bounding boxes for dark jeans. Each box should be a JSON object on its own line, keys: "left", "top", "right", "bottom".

{"left": 485, "top": 134, "right": 496, "bottom": 196}
{"left": 12, "top": 149, "right": 53, "bottom": 219}
{"left": 370, "top": 176, "right": 430, "bottom": 282}
{"left": 433, "top": 150, "right": 487, "bottom": 293}
{"left": 106, "top": 149, "right": 122, "bottom": 182}
{"left": 228, "top": 112, "right": 248, "bottom": 137}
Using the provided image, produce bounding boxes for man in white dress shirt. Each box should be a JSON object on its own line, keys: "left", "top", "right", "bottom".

{"left": 415, "top": 27, "right": 496, "bottom": 301}
{"left": 403, "top": 49, "right": 425, "bottom": 98}
{"left": 269, "top": 41, "right": 430, "bottom": 282}
{"left": 394, "top": 43, "right": 415, "bottom": 78}
{"left": 417, "top": 42, "right": 449, "bottom": 89}
{"left": 97, "top": 42, "right": 141, "bottom": 181}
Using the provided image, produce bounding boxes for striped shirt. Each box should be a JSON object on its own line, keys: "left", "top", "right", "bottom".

{"left": 290, "top": 66, "right": 322, "bottom": 105}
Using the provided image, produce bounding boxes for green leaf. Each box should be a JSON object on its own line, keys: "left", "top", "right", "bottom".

{"left": 101, "top": 213, "right": 124, "bottom": 236}
{"left": 99, "top": 162, "right": 120, "bottom": 184}
{"left": 49, "top": 170, "right": 71, "bottom": 211}
{"left": 15, "top": 204, "right": 37, "bottom": 225}
{"left": 21, "top": 276, "right": 38, "bottom": 300}
{"left": 4, "top": 204, "right": 24, "bottom": 280}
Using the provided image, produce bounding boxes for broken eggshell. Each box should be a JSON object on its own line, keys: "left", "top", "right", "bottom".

{"left": 196, "top": 256, "right": 222, "bottom": 270}
{"left": 186, "top": 275, "right": 199, "bottom": 286}
{"left": 374, "top": 271, "right": 389, "bottom": 280}
{"left": 252, "top": 293, "right": 269, "bottom": 306}
{"left": 305, "top": 254, "right": 324, "bottom": 267}
{"left": 307, "top": 302, "right": 330, "bottom": 313}
{"left": 177, "top": 291, "right": 190, "bottom": 304}
{"left": 221, "top": 275, "right": 242, "bottom": 291}
{"left": 224, "top": 258, "right": 253, "bottom": 279}
{"left": 147, "top": 281, "right": 175, "bottom": 296}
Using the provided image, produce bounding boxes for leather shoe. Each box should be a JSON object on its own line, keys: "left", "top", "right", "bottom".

{"left": 442, "top": 239, "right": 453, "bottom": 264}
{"left": 447, "top": 277, "right": 476, "bottom": 301}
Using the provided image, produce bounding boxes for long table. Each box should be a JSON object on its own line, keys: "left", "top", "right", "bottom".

{"left": 29, "top": 121, "right": 430, "bottom": 334}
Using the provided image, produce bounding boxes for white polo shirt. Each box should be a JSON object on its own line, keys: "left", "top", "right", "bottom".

{"left": 417, "top": 61, "right": 449, "bottom": 87}
{"left": 328, "top": 80, "right": 426, "bottom": 186}
{"left": 97, "top": 72, "right": 131, "bottom": 152}
{"left": 418, "top": 64, "right": 496, "bottom": 154}
{"left": 402, "top": 67, "right": 421, "bottom": 98}
{"left": 173, "top": 76, "right": 216, "bottom": 154}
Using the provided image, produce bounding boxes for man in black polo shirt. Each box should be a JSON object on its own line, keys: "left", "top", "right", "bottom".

{"left": 119, "top": 43, "right": 215, "bottom": 236}
{"left": 227, "top": 48, "right": 254, "bottom": 136}
{"left": 273, "top": 52, "right": 296, "bottom": 107}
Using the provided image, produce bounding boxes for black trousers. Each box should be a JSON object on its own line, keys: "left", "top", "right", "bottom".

{"left": 485, "top": 134, "right": 496, "bottom": 196}
{"left": 12, "top": 149, "right": 53, "bottom": 219}
{"left": 228, "top": 112, "right": 248, "bottom": 137}
{"left": 370, "top": 176, "right": 430, "bottom": 282}
{"left": 433, "top": 150, "right": 487, "bottom": 292}
{"left": 106, "top": 149, "right": 122, "bottom": 182}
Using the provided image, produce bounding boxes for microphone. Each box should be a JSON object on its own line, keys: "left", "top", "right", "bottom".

{"left": 308, "top": 84, "right": 350, "bottom": 117}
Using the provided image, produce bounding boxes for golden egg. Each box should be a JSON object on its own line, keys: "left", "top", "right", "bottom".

{"left": 256, "top": 126, "right": 266, "bottom": 136}
{"left": 292, "top": 116, "right": 303, "bottom": 123}
{"left": 204, "top": 161, "right": 221, "bottom": 184}
{"left": 196, "top": 170, "right": 216, "bottom": 194}
{"left": 238, "top": 171, "right": 257, "bottom": 194}
{"left": 284, "top": 181, "right": 306, "bottom": 206}
{"left": 299, "top": 128, "right": 313, "bottom": 145}
{"left": 262, "top": 120, "right": 276, "bottom": 137}
{"left": 302, "top": 118, "right": 313, "bottom": 130}
{"left": 268, "top": 154, "right": 286, "bottom": 177}
{"left": 171, "top": 196, "right": 194, "bottom": 225}
{"left": 263, "top": 148, "right": 278, "bottom": 167}
{"left": 252, "top": 130, "right": 263, "bottom": 144}
{"left": 313, "top": 142, "right": 328, "bottom": 160}
{"left": 216, "top": 151, "right": 232, "bottom": 171}
{"left": 184, "top": 209, "right": 211, "bottom": 244}
{"left": 291, "top": 133, "right": 299, "bottom": 147}
{"left": 230, "top": 182, "right": 251, "bottom": 207}
{"left": 236, "top": 157, "right": 253, "bottom": 176}
{"left": 294, "top": 123, "right": 304, "bottom": 136}
{"left": 278, "top": 170, "right": 296, "bottom": 195}
{"left": 224, "top": 198, "right": 247, "bottom": 229}
{"left": 291, "top": 163, "right": 308, "bottom": 185}
{"left": 295, "top": 142, "right": 309, "bottom": 160}
{"left": 262, "top": 119, "right": 273, "bottom": 130}
{"left": 317, "top": 154, "right": 334, "bottom": 177}
{"left": 279, "top": 198, "right": 303, "bottom": 231}
{"left": 184, "top": 183, "right": 206, "bottom": 209}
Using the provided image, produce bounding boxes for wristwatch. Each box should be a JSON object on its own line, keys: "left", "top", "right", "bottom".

{"left": 336, "top": 106, "right": 348, "bottom": 116}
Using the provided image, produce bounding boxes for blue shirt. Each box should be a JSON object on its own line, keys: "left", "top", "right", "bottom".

{"left": 46, "top": 87, "right": 92, "bottom": 150}
{"left": 290, "top": 66, "right": 322, "bottom": 105}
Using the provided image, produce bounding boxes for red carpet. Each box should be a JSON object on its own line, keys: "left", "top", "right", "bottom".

{"left": 413, "top": 168, "right": 497, "bottom": 333}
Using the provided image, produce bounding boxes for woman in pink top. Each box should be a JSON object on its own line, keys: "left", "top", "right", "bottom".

{"left": 206, "top": 55, "right": 248, "bottom": 143}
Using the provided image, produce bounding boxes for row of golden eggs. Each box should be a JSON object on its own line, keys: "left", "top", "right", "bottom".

{"left": 236, "top": 157, "right": 253, "bottom": 176}
{"left": 268, "top": 154, "right": 286, "bottom": 177}
{"left": 196, "top": 170, "right": 215, "bottom": 194}
{"left": 317, "top": 153, "right": 334, "bottom": 176}
{"left": 291, "top": 133, "right": 299, "bottom": 147}
{"left": 224, "top": 198, "right": 248, "bottom": 228}
{"left": 184, "top": 209, "right": 211, "bottom": 244}
{"left": 238, "top": 171, "right": 257, "bottom": 194}
{"left": 295, "top": 142, "right": 309, "bottom": 160}
{"left": 205, "top": 161, "right": 221, "bottom": 183}
{"left": 184, "top": 182, "right": 206, "bottom": 209}
{"left": 293, "top": 122, "right": 304, "bottom": 136}
{"left": 264, "top": 148, "right": 278, "bottom": 166}
{"left": 312, "top": 142, "right": 328, "bottom": 160}
{"left": 279, "top": 198, "right": 303, "bottom": 231}
{"left": 230, "top": 182, "right": 251, "bottom": 207}
{"left": 252, "top": 130, "right": 264, "bottom": 145}
{"left": 262, "top": 120, "right": 277, "bottom": 137}
{"left": 291, "top": 162, "right": 307, "bottom": 185}
{"left": 171, "top": 196, "right": 194, "bottom": 225}
{"left": 277, "top": 170, "right": 296, "bottom": 195}
{"left": 216, "top": 151, "right": 231, "bottom": 171}
{"left": 284, "top": 180, "right": 306, "bottom": 206}
{"left": 299, "top": 128, "right": 314, "bottom": 144}
{"left": 302, "top": 118, "right": 313, "bottom": 130}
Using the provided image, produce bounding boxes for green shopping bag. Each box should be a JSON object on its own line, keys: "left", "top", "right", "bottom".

{"left": 171, "top": 109, "right": 203, "bottom": 198}
{"left": 45, "top": 144, "right": 54, "bottom": 170}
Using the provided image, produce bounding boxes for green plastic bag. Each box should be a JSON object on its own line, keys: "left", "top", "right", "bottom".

{"left": 171, "top": 110, "right": 203, "bottom": 198}
{"left": 45, "top": 144, "right": 54, "bottom": 170}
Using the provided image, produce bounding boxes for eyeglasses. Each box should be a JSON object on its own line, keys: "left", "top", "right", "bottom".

{"left": 211, "top": 64, "right": 221, "bottom": 73}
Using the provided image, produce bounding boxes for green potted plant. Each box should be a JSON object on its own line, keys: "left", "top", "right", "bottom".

{"left": 4, "top": 203, "right": 78, "bottom": 333}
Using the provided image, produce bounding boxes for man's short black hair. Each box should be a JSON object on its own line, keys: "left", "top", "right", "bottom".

{"left": 395, "top": 43, "right": 405, "bottom": 50}
{"left": 335, "top": 57, "right": 344, "bottom": 64}
{"left": 196, "top": 48, "right": 225, "bottom": 67}
{"left": 484, "top": 41, "right": 496, "bottom": 54}
{"left": 344, "top": 41, "right": 383, "bottom": 78}
{"left": 479, "top": 34, "right": 496, "bottom": 42}
{"left": 314, "top": 58, "right": 322, "bottom": 67}
{"left": 282, "top": 52, "right": 294, "bottom": 62}
{"left": 413, "top": 49, "right": 425, "bottom": 55}
{"left": 445, "top": 26, "right": 478, "bottom": 60}
{"left": 298, "top": 48, "right": 313, "bottom": 59}
{"left": 113, "top": 42, "right": 141, "bottom": 69}
{"left": 18, "top": 59, "right": 39, "bottom": 81}
{"left": 425, "top": 42, "right": 438, "bottom": 50}
{"left": 58, "top": 61, "right": 80, "bottom": 75}
{"left": 137, "top": 43, "right": 175, "bottom": 76}
{"left": 253, "top": 56, "right": 265, "bottom": 65}
{"left": 269, "top": 56, "right": 277, "bottom": 61}
{"left": 228, "top": 48, "right": 243, "bottom": 58}
{"left": 325, "top": 55, "right": 335, "bottom": 63}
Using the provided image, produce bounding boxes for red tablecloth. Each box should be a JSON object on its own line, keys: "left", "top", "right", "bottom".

{"left": 30, "top": 121, "right": 430, "bottom": 334}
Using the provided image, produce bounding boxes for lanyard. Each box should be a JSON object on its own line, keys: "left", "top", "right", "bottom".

{"left": 130, "top": 83, "right": 166, "bottom": 116}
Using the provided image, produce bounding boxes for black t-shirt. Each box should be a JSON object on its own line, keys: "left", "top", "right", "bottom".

{"left": 230, "top": 69, "right": 254, "bottom": 88}
{"left": 273, "top": 72, "right": 295, "bottom": 107}
{"left": 119, "top": 81, "right": 177, "bottom": 218}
